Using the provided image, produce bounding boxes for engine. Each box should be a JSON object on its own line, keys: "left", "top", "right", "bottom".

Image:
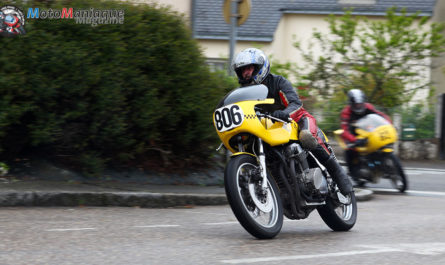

{"left": 285, "top": 143, "right": 328, "bottom": 199}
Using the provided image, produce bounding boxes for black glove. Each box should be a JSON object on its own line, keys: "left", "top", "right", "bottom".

{"left": 355, "top": 138, "right": 368, "bottom": 147}
{"left": 271, "top": 110, "right": 289, "bottom": 121}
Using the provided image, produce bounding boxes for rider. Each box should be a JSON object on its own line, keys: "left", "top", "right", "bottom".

{"left": 232, "top": 48, "right": 353, "bottom": 196}
{"left": 340, "top": 89, "right": 392, "bottom": 179}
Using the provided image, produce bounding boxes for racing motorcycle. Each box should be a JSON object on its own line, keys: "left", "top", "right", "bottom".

{"left": 334, "top": 114, "right": 408, "bottom": 192}
{"left": 213, "top": 84, "right": 357, "bottom": 239}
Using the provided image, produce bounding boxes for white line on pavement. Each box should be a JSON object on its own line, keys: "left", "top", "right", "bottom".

{"left": 221, "top": 242, "right": 445, "bottom": 264}
{"left": 46, "top": 228, "right": 96, "bottom": 232}
{"left": 203, "top": 222, "right": 239, "bottom": 226}
{"left": 404, "top": 167, "right": 445, "bottom": 172}
{"left": 405, "top": 170, "right": 445, "bottom": 175}
{"left": 133, "top": 225, "right": 180, "bottom": 228}
{"left": 370, "top": 188, "right": 445, "bottom": 197}
{"left": 221, "top": 248, "right": 400, "bottom": 264}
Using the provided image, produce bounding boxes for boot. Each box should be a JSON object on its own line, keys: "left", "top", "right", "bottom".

{"left": 324, "top": 155, "right": 353, "bottom": 196}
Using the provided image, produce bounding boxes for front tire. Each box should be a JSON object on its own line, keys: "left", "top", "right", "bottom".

{"left": 224, "top": 155, "right": 283, "bottom": 239}
{"left": 317, "top": 191, "right": 357, "bottom": 231}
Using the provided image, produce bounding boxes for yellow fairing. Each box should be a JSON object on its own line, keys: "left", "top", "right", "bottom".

{"left": 213, "top": 99, "right": 299, "bottom": 153}
{"left": 355, "top": 125, "right": 397, "bottom": 154}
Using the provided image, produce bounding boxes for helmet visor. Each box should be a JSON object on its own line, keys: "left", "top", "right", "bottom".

{"left": 352, "top": 103, "right": 365, "bottom": 114}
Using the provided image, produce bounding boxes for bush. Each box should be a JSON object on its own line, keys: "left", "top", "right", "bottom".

{"left": 0, "top": 0, "right": 236, "bottom": 175}
{"left": 401, "top": 103, "right": 436, "bottom": 139}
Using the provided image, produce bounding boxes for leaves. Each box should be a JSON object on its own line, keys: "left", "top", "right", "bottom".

{"left": 296, "top": 7, "right": 445, "bottom": 109}
{"left": 0, "top": 0, "right": 236, "bottom": 174}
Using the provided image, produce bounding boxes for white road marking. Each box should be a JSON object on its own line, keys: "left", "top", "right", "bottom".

{"left": 203, "top": 222, "right": 239, "bottom": 226}
{"left": 405, "top": 167, "right": 445, "bottom": 172}
{"left": 405, "top": 170, "right": 445, "bottom": 175}
{"left": 370, "top": 188, "right": 445, "bottom": 197}
{"left": 186, "top": 211, "right": 228, "bottom": 216}
{"left": 133, "top": 225, "right": 180, "bottom": 228}
{"left": 46, "top": 228, "right": 96, "bottom": 232}
{"left": 220, "top": 242, "right": 445, "bottom": 264}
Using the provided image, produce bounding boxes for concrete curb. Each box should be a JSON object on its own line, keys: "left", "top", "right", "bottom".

{"left": 0, "top": 191, "right": 228, "bottom": 208}
{"left": 0, "top": 189, "right": 373, "bottom": 207}
{"left": 354, "top": 188, "right": 374, "bottom": 202}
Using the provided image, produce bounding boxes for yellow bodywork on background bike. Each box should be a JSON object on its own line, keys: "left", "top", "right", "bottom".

{"left": 334, "top": 124, "right": 397, "bottom": 155}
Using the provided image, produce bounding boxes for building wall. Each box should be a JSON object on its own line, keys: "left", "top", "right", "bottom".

{"left": 432, "top": 0, "right": 445, "bottom": 138}
{"left": 133, "top": 0, "right": 192, "bottom": 18}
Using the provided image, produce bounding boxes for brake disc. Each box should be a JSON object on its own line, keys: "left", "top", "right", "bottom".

{"left": 248, "top": 183, "right": 273, "bottom": 213}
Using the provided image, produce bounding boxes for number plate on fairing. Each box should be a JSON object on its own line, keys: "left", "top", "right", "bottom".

{"left": 214, "top": 104, "right": 245, "bottom": 132}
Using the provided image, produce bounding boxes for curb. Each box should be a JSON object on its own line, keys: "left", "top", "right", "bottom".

{"left": 0, "top": 189, "right": 373, "bottom": 207}
{"left": 354, "top": 188, "right": 374, "bottom": 202}
{"left": 0, "top": 191, "right": 228, "bottom": 208}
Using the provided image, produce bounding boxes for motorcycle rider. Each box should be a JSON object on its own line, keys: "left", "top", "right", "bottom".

{"left": 340, "top": 89, "right": 392, "bottom": 181}
{"left": 232, "top": 48, "right": 353, "bottom": 196}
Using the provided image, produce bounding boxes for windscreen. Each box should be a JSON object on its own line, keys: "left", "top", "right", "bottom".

{"left": 354, "top": 114, "right": 390, "bottom": 132}
{"left": 215, "top": 85, "right": 269, "bottom": 109}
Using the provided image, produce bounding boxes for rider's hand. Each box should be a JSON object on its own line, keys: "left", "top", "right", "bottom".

{"left": 271, "top": 110, "right": 289, "bottom": 121}
{"left": 355, "top": 138, "right": 368, "bottom": 147}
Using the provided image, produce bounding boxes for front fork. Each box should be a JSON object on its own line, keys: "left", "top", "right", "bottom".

{"left": 257, "top": 138, "right": 268, "bottom": 190}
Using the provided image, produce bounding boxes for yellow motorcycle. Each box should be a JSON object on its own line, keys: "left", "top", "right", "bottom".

{"left": 213, "top": 85, "right": 357, "bottom": 239}
{"left": 334, "top": 114, "right": 408, "bottom": 192}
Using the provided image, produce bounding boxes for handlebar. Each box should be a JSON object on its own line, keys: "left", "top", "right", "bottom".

{"left": 255, "top": 110, "right": 292, "bottom": 123}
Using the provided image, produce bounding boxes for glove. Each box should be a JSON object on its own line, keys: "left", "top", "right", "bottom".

{"left": 271, "top": 110, "right": 289, "bottom": 121}
{"left": 355, "top": 138, "right": 368, "bottom": 147}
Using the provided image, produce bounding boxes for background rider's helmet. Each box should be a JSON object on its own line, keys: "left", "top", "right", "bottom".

{"left": 347, "top": 89, "right": 366, "bottom": 115}
{"left": 232, "top": 48, "right": 270, "bottom": 85}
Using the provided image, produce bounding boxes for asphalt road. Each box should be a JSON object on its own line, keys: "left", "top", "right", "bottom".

{"left": 1, "top": 167, "right": 444, "bottom": 265}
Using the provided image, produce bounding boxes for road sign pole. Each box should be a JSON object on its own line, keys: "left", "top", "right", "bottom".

{"left": 228, "top": 0, "right": 238, "bottom": 76}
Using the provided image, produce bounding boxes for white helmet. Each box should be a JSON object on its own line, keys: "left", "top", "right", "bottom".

{"left": 347, "top": 89, "right": 366, "bottom": 114}
{"left": 232, "top": 48, "right": 270, "bottom": 85}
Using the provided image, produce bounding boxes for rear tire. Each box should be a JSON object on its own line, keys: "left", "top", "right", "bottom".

{"left": 385, "top": 153, "right": 408, "bottom": 193}
{"left": 224, "top": 155, "right": 283, "bottom": 239}
{"left": 317, "top": 191, "right": 357, "bottom": 231}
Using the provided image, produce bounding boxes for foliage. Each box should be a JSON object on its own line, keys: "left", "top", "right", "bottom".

{"left": 0, "top": 0, "right": 236, "bottom": 175}
{"left": 401, "top": 103, "right": 436, "bottom": 139}
{"left": 295, "top": 7, "right": 445, "bottom": 109}
{"left": 269, "top": 57, "right": 316, "bottom": 111}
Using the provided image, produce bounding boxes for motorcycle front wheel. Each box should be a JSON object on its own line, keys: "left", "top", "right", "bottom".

{"left": 224, "top": 154, "right": 283, "bottom": 239}
{"left": 317, "top": 191, "right": 357, "bottom": 231}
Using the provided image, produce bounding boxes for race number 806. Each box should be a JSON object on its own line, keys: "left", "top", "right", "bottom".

{"left": 214, "top": 104, "right": 244, "bottom": 132}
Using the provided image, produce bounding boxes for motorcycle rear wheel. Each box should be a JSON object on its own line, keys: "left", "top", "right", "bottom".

{"left": 385, "top": 153, "right": 408, "bottom": 193}
{"left": 224, "top": 154, "right": 283, "bottom": 239}
{"left": 317, "top": 191, "right": 357, "bottom": 231}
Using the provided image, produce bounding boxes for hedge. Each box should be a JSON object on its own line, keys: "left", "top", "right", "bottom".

{"left": 0, "top": 0, "right": 236, "bottom": 175}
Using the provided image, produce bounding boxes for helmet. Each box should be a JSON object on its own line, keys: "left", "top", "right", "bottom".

{"left": 232, "top": 48, "right": 270, "bottom": 85}
{"left": 347, "top": 89, "right": 366, "bottom": 115}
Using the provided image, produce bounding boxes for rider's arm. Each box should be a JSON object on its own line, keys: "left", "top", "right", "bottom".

{"left": 340, "top": 106, "right": 357, "bottom": 142}
{"left": 276, "top": 76, "right": 305, "bottom": 121}
{"left": 365, "top": 103, "right": 392, "bottom": 123}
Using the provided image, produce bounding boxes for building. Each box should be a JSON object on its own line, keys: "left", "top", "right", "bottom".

{"left": 432, "top": 0, "right": 445, "bottom": 158}
{"left": 143, "top": 0, "right": 443, "bottom": 157}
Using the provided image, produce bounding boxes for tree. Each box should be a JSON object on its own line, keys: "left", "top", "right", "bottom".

{"left": 0, "top": 0, "right": 236, "bottom": 175}
{"left": 295, "top": 7, "right": 445, "bottom": 109}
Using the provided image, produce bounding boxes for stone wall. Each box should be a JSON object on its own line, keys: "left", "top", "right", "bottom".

{"left": 398, "top": 139, "right": 439, "bottom": 160}
{"left": 329, "top": 138, "right": 440, "bottom": 161}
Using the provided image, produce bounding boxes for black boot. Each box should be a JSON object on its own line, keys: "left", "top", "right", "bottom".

{"left": 324, "top": 155, "right": 353, "bottom": 196}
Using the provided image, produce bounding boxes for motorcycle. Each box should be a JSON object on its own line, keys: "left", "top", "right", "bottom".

{"left": 334, "top": 113, "right": 408, "bottom": 192}
{"left": 213, "top": 84, "right": 357, "bottom": 239}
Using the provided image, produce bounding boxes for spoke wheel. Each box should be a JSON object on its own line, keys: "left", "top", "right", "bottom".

{"left": 317, "top": 191, "right": 357, "bottom": 231}
{"left": 225, "top": 155, "right": 283, "bottom": 239}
